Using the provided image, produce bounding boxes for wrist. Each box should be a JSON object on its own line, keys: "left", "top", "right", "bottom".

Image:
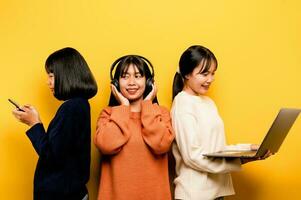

{"left": 29, "top": 120, "right": 41, "bottom": 127}
{"left": 121, "top": 101, "right": 130, "bottom": 106}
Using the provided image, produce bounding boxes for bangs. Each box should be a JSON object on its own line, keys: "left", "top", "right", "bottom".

{"left": 198, "top": 54, "right": 217, "bottom": 74}
{"left": 199, "top": 58, "right": 212, "bottom": 73}
{"left": 117, "top": 57, "right": 146, "bottom": 78}
{"left": 45, "top": 59, "right": 54, "bottom": 74}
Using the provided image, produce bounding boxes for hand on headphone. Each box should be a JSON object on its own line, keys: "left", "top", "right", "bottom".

{"left": 111, "top": 84, "right": 130, "bottom": 106}
{"left": 144, "top": 83, "right": 157, "bottom": 102}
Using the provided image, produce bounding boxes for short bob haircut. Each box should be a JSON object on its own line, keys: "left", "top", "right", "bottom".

{"left": 109, "top": 55, "right": 158, "bottom": 106}
{"left": 45, "top": 47, "right": 98, "bottom": 100}
{"left": 172, "top": 45, "right": 217, "bottom": 99}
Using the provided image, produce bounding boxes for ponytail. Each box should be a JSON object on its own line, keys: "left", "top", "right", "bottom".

{"left": 172, "top": 72, "right": 184, "bottom": 100}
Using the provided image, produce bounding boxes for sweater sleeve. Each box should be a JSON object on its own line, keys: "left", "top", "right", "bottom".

{"left": 140, "top": 100, "right": 175, "bottom": 155}
{"left": 94, "top": 106, "right": 131, "bottom": 155}
{"left": 173, "top": 112, "right": 241, "bottom": 173}
{"left": 26, "top": 104, "right": 81, "bottom": 163}
{"left": 225, "top": 144, "right": 252, "bottom": 151}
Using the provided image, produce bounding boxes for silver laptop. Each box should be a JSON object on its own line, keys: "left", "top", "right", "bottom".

{"left": 203, "top": 108, "right": 301, "bottom": 158}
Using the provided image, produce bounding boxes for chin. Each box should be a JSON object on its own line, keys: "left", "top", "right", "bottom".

{"left": 197, "top": 89, "right": 208, "bottom": 95}
{"left": 128, "top": 96, "right": 144, "bottom": 102}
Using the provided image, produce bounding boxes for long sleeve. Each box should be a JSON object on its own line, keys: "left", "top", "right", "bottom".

{"left": 140, "top": 100, "right": 175, "bottom": 155}
{"left": 94, "top": 105, "right": 131, "bottom": 155}
{"left": 26, "top": 100, "right": 86, "bottom": 165}
{"left": 173, "top": 112, "right": 241, "bottom": 173}
{"left": 225, "top": 143, "right": 252, "bottom": 151}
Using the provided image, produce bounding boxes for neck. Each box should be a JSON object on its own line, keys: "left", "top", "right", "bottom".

{"left": 129, "top": 99, "right": 142, "bottom": 112}
{"left": 183, "top": 85, "right": 198, "bottom": 96}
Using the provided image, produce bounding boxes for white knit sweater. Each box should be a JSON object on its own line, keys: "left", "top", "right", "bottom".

{"left": 171, "top": 91, "right": 251, "bottom": 200}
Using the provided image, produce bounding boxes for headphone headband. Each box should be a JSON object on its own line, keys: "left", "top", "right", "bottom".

{"left": 110, "top": 55, "right": 154, "bottom": 80}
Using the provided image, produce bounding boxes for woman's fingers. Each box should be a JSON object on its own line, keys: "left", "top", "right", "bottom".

{"left": 110, "top": 84, "right": 129, "bottom": 105}
{"left": 263, "top": 150, "right": 273, "bottom": 159}
{"left": 144, "top": 83, "right": 157, "bottom": 101}
{"left": 111, "top": 84, "right": 119, "bottom": 98}
{"left": 257, "top": 150, "right": 273, "bottom": 160}
{"left": 20, "top": 104, "right": 32, "bottom": 112}
{"left": 12, "top": 109, "right": 21, "bottom": 120}
{"left": 12, "top": 109, "right": 27, "bottom": 123}
{"left": 153, "top": 83, "right": 158, "bottom": 95}
{"left": 250, "top": 144, "right": 259, "bottom": 151}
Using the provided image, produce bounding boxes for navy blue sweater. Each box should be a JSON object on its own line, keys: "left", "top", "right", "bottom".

{"left": 26, "top": 98, "right": 91, "bottom": 200}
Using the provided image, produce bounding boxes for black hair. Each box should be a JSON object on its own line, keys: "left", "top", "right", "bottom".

{"left": 45, "top": 47, "right": 98, "bottom": 100}
{"left": 172, "top": 45, "right": 218, "bottom": 99}
{"left": 109, "top": 55, "right": 158, "bottom": 106}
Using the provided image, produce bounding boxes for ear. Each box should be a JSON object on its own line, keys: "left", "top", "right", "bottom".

{"left": 184, "top": 74, "right": 190, "bottom": 80}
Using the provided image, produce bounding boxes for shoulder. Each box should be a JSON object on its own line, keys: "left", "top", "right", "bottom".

{"left": 172, "top": 92, "right": 216, "bottom": 115}
{"left": 172, "top": 92, "right": 199, "bottom": 113}
{"left": 157, "top": 104, "right": 170, "bottom": 115}
{"left": 99, "top": 106, "right": 124, "bottom": 118}
{"left": 201, "top": 95, "right": 216, "bottom": 106}
{"left": 100, "top": 106, "right": 113, "bottom": 115}
{"left": 59, "top": 98, "right": 90, "bottom": 114}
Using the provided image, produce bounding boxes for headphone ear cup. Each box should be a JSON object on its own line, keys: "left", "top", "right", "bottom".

{"left": 111, "top": 79, "right": 120, "bottom": 91}
{"left": 145, "top": 77, "right": 154, "bottom": 95}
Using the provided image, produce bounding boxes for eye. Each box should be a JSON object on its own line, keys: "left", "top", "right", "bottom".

{"left": 200, "top": 72, "right": 209, "bottom": 76}
{"left": 135, "top": 74, "right": 142, "bottom": 78}
{"left": 121, "top": 74, "right": 130, "bottom": 79}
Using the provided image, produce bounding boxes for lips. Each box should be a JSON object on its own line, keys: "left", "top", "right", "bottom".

{"left": 201, "top": 85, "right": 210, "bottom": 90}
{"left": 126, "top": 88, "right": 139, "bottom": 95}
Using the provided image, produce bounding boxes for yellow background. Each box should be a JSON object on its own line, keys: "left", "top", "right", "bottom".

{"left": 1, "top": 0, "right": 300, "bottom": 199}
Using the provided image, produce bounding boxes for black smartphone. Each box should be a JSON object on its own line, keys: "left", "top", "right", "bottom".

{"left": 8, "top": 98, "right": 25, "bottom": 112}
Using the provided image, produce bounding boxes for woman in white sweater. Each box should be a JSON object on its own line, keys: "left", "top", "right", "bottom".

{"left": 171, "top": 45, "right": 270, "bottom": 200}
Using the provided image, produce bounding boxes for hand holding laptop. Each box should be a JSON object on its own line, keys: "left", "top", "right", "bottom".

{"left": 250, "top": 144, "right": 259, "bottom": 151}
{"left": 240, "top": 149, "right": 273, "bottom": 164}
{"left": 203, "top": 108, "right": 301, "bottom": 159}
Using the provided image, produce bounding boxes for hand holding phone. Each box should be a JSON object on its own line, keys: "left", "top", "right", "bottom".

{"left": 10, "top": 100, "right": 41, "bottom": 126}
{"left": 8, "top": 98, "right": 25, "bottom": 112}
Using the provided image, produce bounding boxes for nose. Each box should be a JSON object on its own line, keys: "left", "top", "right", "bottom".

{"left": 128, "top": 76, "right": 136, "bottom": 85}
{"left": 207, "top": 74, "right": 214, "bottom": 83}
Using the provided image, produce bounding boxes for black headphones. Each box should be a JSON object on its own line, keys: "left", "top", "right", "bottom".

{"left": 110, "top": 55, "right": 155, "bottom": 96}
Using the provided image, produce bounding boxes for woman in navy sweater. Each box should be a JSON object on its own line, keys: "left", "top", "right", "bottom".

{"left": 12, "top": 47, "right": 98, "bottom": 200}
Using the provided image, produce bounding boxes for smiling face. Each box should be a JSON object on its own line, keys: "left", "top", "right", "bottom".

{"left": 183, "top": 60, "right": 217, "bottom": 96}
{"left": 119, "top": 64, "right": 146, "bottom": 104}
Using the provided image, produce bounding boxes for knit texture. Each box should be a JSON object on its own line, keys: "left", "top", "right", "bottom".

{"left": 94, "top": 100, "right": 175, "bottom": 200}
{"left": 171, "top": 91, "right": 245, "bottom": 200}
{"left": 26, "top": 98, "right": 91, "bottom": 200}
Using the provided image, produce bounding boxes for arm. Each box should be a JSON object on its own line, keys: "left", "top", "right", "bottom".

{"left": 26, "top": 103, "right": 84, "bottom": 163}
{"left": 173, "top": 113, "right": 241, "bottom": 173}
{"left": 224, "top": 144, "right": 252, "bottom": 151}
{"left": 94, "top": 106, "right": 131, "bottom": 155}
{"left": 140, "top": 100, "right": 175, "bottom": 154}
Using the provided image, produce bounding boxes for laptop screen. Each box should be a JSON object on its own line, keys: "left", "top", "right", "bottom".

{"left": 256, "top": 108, "right": 301, "bottom": 156}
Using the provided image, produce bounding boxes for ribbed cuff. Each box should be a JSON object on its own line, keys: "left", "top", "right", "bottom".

{"left": 26, "top": 123, "right": 45, "bottom": 142}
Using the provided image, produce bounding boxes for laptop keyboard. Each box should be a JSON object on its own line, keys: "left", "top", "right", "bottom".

{"left": 223, "top": 151, "right": 256, "bottom": 157}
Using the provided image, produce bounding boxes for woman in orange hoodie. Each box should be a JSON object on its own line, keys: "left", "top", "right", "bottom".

{"left": 94, "top": 55, "right": 175, "bottom": 200}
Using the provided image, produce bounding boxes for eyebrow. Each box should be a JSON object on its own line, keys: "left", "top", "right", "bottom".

{"left": 121, "top": 71, "right": 142, "bottom": 76}
{"left": 199, "top": 69, "right": 216, "bottom": 74}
